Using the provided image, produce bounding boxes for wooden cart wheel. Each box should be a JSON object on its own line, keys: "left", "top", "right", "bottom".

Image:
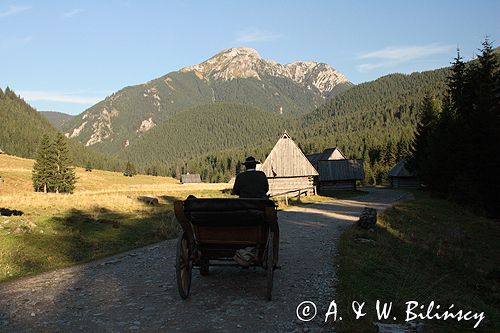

{"left": 200, "top": 257, "right": 209, "bottom": 276}
{"left": 176, "top": 232, "right": 192, "bottom": 299}
{"left": 266, "top": 232, "right": 274, "bottom": 301}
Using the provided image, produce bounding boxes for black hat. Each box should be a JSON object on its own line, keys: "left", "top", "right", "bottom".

{"left": 242, "top": 156, "right": 261, "bottom": 165}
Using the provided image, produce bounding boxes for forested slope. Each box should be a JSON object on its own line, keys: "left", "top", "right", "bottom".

{"left": 121, "top": 103, "right": 290, "bottom": 168}
{"left": 160, "top": 68, "right": 451, "bottom": 183}
{"left": 0, "top": 88, "right": 124, "bottom": 171}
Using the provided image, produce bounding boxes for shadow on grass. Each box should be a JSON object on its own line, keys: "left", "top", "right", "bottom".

{"left": 335, "top": 195, "right": 500, "bottom": 333}
{"left": 0, "top": 205, "right": 179, "bottom": 283}
{"left": 0, "top": 194, "right": 363, "bottom": 332}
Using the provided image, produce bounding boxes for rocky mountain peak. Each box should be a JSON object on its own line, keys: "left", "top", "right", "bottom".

{"left": 181, "top": 47, "right": 263, "bottom": 80}
{"left": 180, "top": 47, "right": 350, "bottom": 96}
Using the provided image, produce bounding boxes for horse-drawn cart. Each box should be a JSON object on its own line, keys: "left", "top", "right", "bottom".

{"left": 174, "top": 198, "right": 279, "bottom": 300}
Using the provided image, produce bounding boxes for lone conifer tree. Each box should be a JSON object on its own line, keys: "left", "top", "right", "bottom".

{"left": 52, "top": 133, "right": 76, "bottom": 193}
{"left": 32, "top": 134, "right": 55, "bottom": 193}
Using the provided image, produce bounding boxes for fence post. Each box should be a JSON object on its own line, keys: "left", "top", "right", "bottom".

{"left": 285, "top": 193, "right": 288, "bottom": 206}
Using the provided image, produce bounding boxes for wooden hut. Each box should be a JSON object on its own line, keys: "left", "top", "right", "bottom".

{"left": 0, "top": 148, "right": 4, "bottom": 154}
{"left": 317, "top": 159, "right": 365, "bottom": 191}
{"left": 307, "top": 147, "right": 346, "bottom": 169}
{"left": 181, "top": 173, "right": 202, "bottom": 184}
{"left": 388, "top": 160, "right": 419, "bottom": 188}
{"left": 259, "top": 131, "right": 319, "bottom": 196}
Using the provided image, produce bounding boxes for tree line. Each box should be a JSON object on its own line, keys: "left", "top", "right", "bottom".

{"left": 410, "top": 38, "right": 499, "bottom": 216}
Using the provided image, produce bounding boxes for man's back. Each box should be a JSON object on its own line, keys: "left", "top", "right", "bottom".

{"left": 232, "top": 170, "right": 269, "bottom": 198}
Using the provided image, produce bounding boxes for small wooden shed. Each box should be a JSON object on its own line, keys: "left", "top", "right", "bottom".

{"left": 307, "top": 147, "right": 346, "bottom": 169}
{"left": 259, "top": 131, "right": 319, "bottom": 196}
{"left": 0, "top": 148, "right": 4, "bottom": 154}
{"left": 181, "top": 173, "right": 202, "bottom": 184}
{"left": 317, "top": 159, "right": 365, "bottom": 191}
{"left": 388, "top": 160, "right": 419, "bottom": 188}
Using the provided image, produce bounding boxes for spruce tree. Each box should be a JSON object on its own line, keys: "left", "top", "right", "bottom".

{"left": 53, "top": 133, "right": 76, "bottom": 193}
{"left": 408, "top": 93, "right": 440, "bottom": 178}
{"left": 470, "top": 38, "right": 499, "bottom": 215}
{"left": 32, "top": 134, "right": 55, "bottom": 193}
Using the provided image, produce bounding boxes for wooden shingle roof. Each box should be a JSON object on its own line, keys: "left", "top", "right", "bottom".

{"left": 181, "top": 174, "right": 202, "bottom": 183}
{"left": 388, "top": 160, "right": 414, "bottom": 177}
{"left": 260, "top": 131, "right": 319, "bottom": 178}
{"left": 306, "top": 147, "right": 346, "bottom": 169}
{"left": 318, "top": 159, "right": 365, "bottom": 181}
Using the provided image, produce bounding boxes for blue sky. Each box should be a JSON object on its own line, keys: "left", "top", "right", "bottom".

{"left": 1, "top": 0, "right": 499, "bottom": 115}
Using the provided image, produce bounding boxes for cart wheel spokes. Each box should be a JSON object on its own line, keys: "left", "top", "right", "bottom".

{"left": 266, "top": 232, "right": 274, "bottom": 301}
{"left": 176, "top": 232, "right": 192, "bottom": 299}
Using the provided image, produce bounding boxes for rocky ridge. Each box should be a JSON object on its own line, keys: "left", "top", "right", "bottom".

{"left": 181, "top": 47, "right": 349, "bottom": 97}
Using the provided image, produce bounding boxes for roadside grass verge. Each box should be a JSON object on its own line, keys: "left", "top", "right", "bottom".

{"left": 335, "top": 191, "right": 499, "bottom": 332}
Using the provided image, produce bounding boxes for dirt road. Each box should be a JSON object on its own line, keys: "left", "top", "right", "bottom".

{"left": 0, "top": 189, "right": 410, "bottom": 332}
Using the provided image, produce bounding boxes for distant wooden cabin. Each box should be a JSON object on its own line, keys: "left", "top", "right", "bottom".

{"left": 0, "top": 148, "right": 4, "bottom": 154}
{"left": 259, "top": 132, "right": 319, "bottom": 196}
{"left": 181, "top": 173, "right": 202, "bottom": 184}
{"left": 389, "top": 160, "right": 419, "bottom": 188}
{"left": 306, "top": 147, "right": 346, "bottom": 170}
{"left": 317, "top": 159, "right": 365, "bottom": 191}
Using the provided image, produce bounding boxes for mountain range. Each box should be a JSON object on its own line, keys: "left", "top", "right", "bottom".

{"left": 61, "top": 47, "right": 352, "bottom": 153}
{"left": 14, "top": 46, "right": 463, "bottom": 182}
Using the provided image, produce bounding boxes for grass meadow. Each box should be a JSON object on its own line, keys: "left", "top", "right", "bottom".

{"left": 0, "top": 154, "right": 231, "bottom": 282}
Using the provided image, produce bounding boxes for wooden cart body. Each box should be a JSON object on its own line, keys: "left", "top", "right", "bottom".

{"left": 174, "top": 198, "right": 279, "bottom": 300}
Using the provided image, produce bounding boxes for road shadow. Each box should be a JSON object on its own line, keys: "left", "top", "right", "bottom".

{"left": 0, "top": 189, "right": 410, "bottom": 332}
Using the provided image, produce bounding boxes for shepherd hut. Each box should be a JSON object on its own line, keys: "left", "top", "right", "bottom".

{"left": 317, "top": 159, "right": 365, "bottom": 191}
{"left": 181, "top": 173, "right": 202, "bottom": 184}
{"left": 388, "top": 160, "right": 419, "bottom": 188}
{"left": 259, "top": 132, "right": 319, "bottom": 196}
{"left": 306, "top": 147, "right": 346, "bottom": 169}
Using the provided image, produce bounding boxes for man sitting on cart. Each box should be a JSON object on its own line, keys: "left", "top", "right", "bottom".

{"left": 232, "top": 156, "right": 269, "bottom": 199}
{"left": 232, "top": 156, "right": 270, "bottom": 267}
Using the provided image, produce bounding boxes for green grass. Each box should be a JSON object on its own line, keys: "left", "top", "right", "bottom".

{"left": 335, "top": 191, "right": 500, "bottom": 332}
{"left": 0, "top": 189, "right": 233, "bottom": 282}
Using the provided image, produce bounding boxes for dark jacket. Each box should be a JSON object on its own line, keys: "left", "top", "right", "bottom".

{"left": 232, "top": 170, "right": 269, "bottom": 198}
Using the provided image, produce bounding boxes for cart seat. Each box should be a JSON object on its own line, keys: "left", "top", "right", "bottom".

{"left": 183, "top": 198, "right": 275, "bottom": 227}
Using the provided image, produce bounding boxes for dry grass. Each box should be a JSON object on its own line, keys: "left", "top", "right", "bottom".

{"left": 0, "top": 154, "right": 228, "bottom": 213}
{"left": 0, "top": 154, "right": 231, "bottom": 281}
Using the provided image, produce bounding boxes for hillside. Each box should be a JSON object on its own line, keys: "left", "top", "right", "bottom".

{"left": 135, "top": 67, "right": 450, "bottom": 182}
{"left": 0, "top": 87, "right": 124, "bottom": 171}
{"left": 39, "top": 111, "right": 74, "bottom": 130}
{"left": 63, "top": 47, "right": 352, "bottom": 154}
{"left": 121, "top": 103, "right": 291, "bottom": 167}
{"left": 296, "top": 68, "right": 450, "bottom": 153}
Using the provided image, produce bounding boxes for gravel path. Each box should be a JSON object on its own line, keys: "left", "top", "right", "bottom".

{"left": 0, "top": 188, "right": 410, "bottom": 333}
